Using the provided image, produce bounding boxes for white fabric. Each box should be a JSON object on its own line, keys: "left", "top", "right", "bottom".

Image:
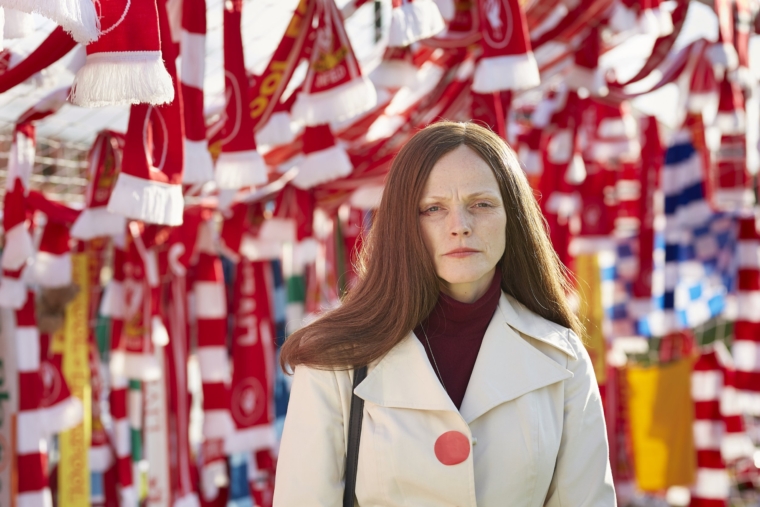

{"left": 70, "top": 206, "right": 127, "bottom": 240}
{"left": 196, "top": 347, "right": 230, "bottom": 382}
{"left": 194, "top": 282, "right": 227, "bottom": 319}
{"left": 389, "top": 0, "right": 446, "bottom": 47}
{"left": 32, "top": 252, "right": 72, "bottom": 288}
{"left": 180, "top": 30, "right": 206, "bottom": 89}
{"left": 472, "top": 53, "right": 541, "bottom": 93}
{"left": 215, "top": 150, "right": 269, "bottom": 190}
{"left": 274, "top": 294, "right": 615, "bottom": 506}
{"left": 107, "top": 172, "right": 184, "bottom": 226}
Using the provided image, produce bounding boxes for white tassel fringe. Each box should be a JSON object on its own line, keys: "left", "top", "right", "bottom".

{"left": 215, "top": 150, "right": 269, "bottom": 190}
{"left": 293, "top": 76, "right": 378, "bottom": 126}
{"left": 107, "top": 172, "right": 184, "bottom": 226}
{"left": 254, "top": 111, "right": 296, "bottom": 148}
{"left": 370, "top": 59, "right": 420, "bottom": 89}
{"left": 1, "top": 222, "right": 34, "bottom": 271}
{"left": 0, "top": 0, "right": 99, "bottom": 43}
{"left": 182, "top": 138, "right": 215, "bottom": 184}
{"left": 71, "top": 51, "right": 174, "bottom": 107}
{"left": 33, "top": 252, "right": 72, "bottom": 288}
{"left": 291, "top": 145, "right": 353, "bottom": 189}
{"left": 70, "top": 206, "right": 127, "bottom": 240}
{"left": 389, "top": 0, "right": 446, "bottom": 47}
{"left": 472, "top": 53, "right": 541, "bottom": 93}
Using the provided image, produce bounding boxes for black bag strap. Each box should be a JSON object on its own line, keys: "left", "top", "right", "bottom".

{"left": 343, "top": 365, "right": 368, "bottom": 507}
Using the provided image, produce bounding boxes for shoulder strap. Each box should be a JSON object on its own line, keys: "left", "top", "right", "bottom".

{"left": 343, "top": 365, "right": 368, "bottom": 507}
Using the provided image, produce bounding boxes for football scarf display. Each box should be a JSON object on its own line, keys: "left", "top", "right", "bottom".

{"left": 180, "top": 0, "right": 213, "bottom": 184}
{"left": 0, "top": 0, "right": 98, "bottom": 43}
{"left": 472, "top": 0, "right": 539, "bottom": 93}
{"left": 292, "top": 0, "right": 377, "bottom": 126}
{"left": 71, "top": 131, "right": 127, "bottom": 239}
{"left": 107, "top": 0, "right": 185, "bottom": 226}
{"left": 370, "top": 46, "right": 420, "bottom": 89}
{"left": 566, "top": 25, "right": 607, "bottom": 97}
{"left": 71, "top": 0, "right": 174, "bottom": 107}
{"left": 388, "top": 0, "right": 446, "bottom": 47}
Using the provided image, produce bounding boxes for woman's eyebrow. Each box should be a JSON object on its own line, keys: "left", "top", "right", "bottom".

{"left": 421, "top": 190, "right": 501, "bottom": 200}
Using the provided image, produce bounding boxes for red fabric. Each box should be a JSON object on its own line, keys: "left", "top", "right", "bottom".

{"left": 17, "top": 453, "right": 49, "bottom": 492}
{"left": 231, "top": 259, "right": 275, "bottom": 437}
{"left": 302, "top": 124, "right": 336, "bottom": 154}
{"left": 477, "top": 0, "right": 532, "bottom": 58}
{"left": 3, "top": 178, "right": 28, "bottom": 231}
{"left": 220, "top": 0, "right": 259, "bottom": 155}
{"left": 414, "top": 269, "right": 502, "bottom": 409}
{"left": 82, "top": 131, "right": 124, "bottom": 209}
{"left": 250, "top": 0, "right": 313, "bottom": 130}
{"left": 26, "top": 191, "right": 81, "bottom": 225}
{"left": 301, "top": 0, "right": 363, "bottom": 96}
{"left": 181, "top": 0, "right": 209, "bottom": 143}
{"left": 85, "top": 0, "right": 162, "bottom": 56}
{"left": 274, "top": 185, "right": 315, "bottom": 241}
{"left": 38, "top": 221, "right": 70, "bottom": 256}
{"left": 696, "top": 449, "right": 725, "bottom": 469}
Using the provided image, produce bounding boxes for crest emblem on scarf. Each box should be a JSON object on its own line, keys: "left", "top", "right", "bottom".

{"left": 231, "top": 377, "right": 266, "bottom": 425}
{"left": 482, "top": 0, "right": 513, "bottom": 48}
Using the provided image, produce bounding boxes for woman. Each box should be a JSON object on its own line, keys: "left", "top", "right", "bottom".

{"left": 274, "top": 122, "right": 615, "bottom": 506}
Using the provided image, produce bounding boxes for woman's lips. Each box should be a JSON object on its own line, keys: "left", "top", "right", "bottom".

{"left": 444, "top": 248, "right": 480, "bottom": 257}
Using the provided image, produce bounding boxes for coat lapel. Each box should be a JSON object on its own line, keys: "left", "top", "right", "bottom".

{"left": 459, "top": 294, "right": 574, "bottom": 424}
{"left": 355, "top": 293, "right": 575, "bottom": 421}
{"left": 355, "top": 330, "right": 457, "bottom": 412}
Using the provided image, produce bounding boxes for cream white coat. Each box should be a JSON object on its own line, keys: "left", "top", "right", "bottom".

{"left": 274, "top": 293, "right": 616, "bottom": 506}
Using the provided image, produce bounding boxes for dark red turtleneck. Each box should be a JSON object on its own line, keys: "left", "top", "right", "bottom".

{"left": 414, "top": 269, "right": 502, "bottom": 409}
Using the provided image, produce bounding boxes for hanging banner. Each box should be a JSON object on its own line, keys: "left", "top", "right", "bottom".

{"left": 575, "top": 252, "right": 607, "bottom": 385}
{"left": 59, "top": 253, "right": 92, "bottom": 507}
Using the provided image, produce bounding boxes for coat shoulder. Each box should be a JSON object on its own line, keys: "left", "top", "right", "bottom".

{"left": 500, "top": 293, "right": 579, "bottom": 361}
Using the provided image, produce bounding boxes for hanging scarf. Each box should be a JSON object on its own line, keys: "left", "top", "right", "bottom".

{"left": 106, "top": 0, "right": 184, "bottom": 225}
{"left": 70, "top": 131, "right": 127, "bottom": 240}
{"left": 215, "top": 0, "right": 267, "bottom": 190}
{"left": 690, "top": 348, "right": 730, "bottom": 505}
{"left": 193, "top": 229, "right": 234, "bottom": 501}
{"left": 102, "top": 239, "right": 139, "bottom": 507}
{"left": 734, "top": 215, "right": 760, "bottom": 416}
{"left": 0, "top": 306, "right": 18, "bottom": 507}
{"left": 180, "top": 0, "right": 213, "bottom": 184}
{"left": 71, "top": 0, "right": 174, "bottom": 107}
{"left": 15, "top": 293, "right": 53, "bottom": 507}
{"left": 472, "top": 0, "right": 539, "bottom": 93}
{"left": 565, "top": 25, "right": 607, "bottom": 97}
{"left": 291, "top": 0, "right": 377, "bottom": 126}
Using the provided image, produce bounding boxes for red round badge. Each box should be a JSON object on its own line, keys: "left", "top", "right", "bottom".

{"left": 434, "top": 431, "right": 471, "bottom": 466}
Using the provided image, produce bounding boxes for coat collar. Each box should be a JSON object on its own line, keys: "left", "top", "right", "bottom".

{"left": 355, "top": 293, "right": 576, "bottom": 423}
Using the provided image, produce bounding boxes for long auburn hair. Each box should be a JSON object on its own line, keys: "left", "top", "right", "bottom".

{"left": 280, "top": 121, "right": 582, "bottom": 371}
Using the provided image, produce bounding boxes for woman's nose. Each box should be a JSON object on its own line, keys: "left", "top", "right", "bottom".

{"left": 449, "top": 206, "right": 472, "bottom": 236}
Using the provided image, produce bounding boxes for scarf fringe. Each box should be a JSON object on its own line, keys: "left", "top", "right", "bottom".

{"left": 70, "top": 206, "right": 127, "bottom": 240}
{"left": 370, "top": 59, "right": 420, "bottom": 89}
{"left": 389, "top": 0, "right": 446, "bottom": 47}
{"left": 565, "top": 66, "right": 608, "bottom": 97}
{"left": 255, "top": 111, "right": 296, "bottom": 148}
{"left": 517, "top": 146, "right": 542, "bottom": 175}
{"left": 291, "top": 144, "right": 353, "bottom": 189}
{"left": 293, "top": 76, "right": 377, "bottom": 126}
{"left": 100, "top": 280, "right": 125, "bottom": 318}
{"left": 109, "top": 350, "right": 162, "bottom": 381}
{"left": 1, "top": 222, "right": 34, "bottom": 271}
{"left": 32, "top": 252, "right": 72, "bottom": 288}
{"left": 0, "top": 274, "right": 26, "bottom": 309}
{"left": 224, "top": 425, "right": 276, "bottom": 454}
{"left": 215, "top": 150, "right": 269, "bottom": 190}
{"left": 472, "top": 53, "right": 540, "bottom": 93}
{"left": 182, "top": 139, "right": 215, "bottom": 184}
{"left": 349, "top": 184, "right": 384, "bottom": 210}
{"left": 108, "top": 172, "right": 184, "bottom": 226}
{"left": 71, "top": 52, "right": 174, "bottom": 107}
{"left": 0, "top": 0, "right": 99, "bottom": 43}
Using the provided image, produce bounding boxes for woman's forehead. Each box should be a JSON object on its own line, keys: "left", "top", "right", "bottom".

{"left": 422, "top": 146, "right": 499, "bottom": 195}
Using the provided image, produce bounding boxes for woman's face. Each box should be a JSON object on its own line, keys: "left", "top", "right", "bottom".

{"left": 418, "top": 145, "right": 507, "bottom": 303}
